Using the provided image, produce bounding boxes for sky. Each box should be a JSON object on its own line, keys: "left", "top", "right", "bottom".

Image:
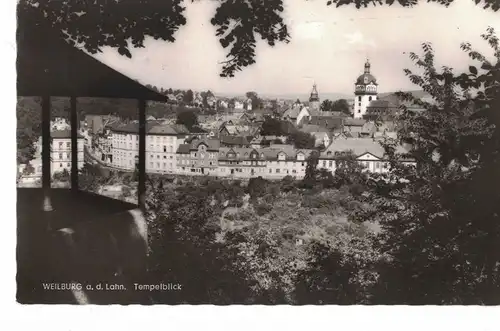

{"left": 92, "top": 0, "right": 500, "bottom": 97}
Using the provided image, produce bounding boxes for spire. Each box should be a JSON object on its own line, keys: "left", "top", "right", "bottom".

{"left": 309, "top": 83, "right": 319, "bottom": 102}
{"left": 364, "top": 59, "right": 370, "bottom": 74}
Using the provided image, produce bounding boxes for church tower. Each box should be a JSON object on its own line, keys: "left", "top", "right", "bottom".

{"left": 309, "top": 83, "right": 320, "bottom": 111}
{"left": 354, "top": 60, "right": 378, "bottom": 119}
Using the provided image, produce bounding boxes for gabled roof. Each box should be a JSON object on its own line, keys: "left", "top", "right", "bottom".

{"left": 260, "top": 145, "right": 315, "bottom": 161}
{"left": 17, "top": 9, "right": 168, "bottom": 101}
{"left": 218, "top": 147, "right": 261, "bottom": 160}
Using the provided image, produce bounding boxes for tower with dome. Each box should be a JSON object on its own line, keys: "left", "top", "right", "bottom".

{"left": 309, "top": 83, "right": 320, "bottom": 111}
{"left": 354, "top": 60, "right": 378, "bottom": 119}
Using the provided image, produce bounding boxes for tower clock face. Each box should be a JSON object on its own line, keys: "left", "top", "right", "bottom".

{"left": 364, "top": 76, "right": 368, "bottom": 84}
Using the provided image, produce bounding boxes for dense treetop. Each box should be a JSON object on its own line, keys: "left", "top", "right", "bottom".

{"left": 18, "top": 0, "right": 499, "bottom": 78}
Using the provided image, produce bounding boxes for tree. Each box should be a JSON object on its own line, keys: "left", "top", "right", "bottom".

{"left": 261, "top": 117, "right": 284, "bottom": 136}
{"left": 21, "top": 1, "right": 497, "bottom": 79}
{"left": 246, "top": 91, "right": 262, "bottom": 110}
{"left": 320, "top": 99, "right": 334, "bottom": 112}
{"left": 184, "top": 89, "right": 194, "bottom": 104}
{"left": 286, "top": 131, "right": 315, "bottom": 149}
{"left": 333, "top": 99, "right": 351, "bottom": 115}
{"left": 361, "top": 29, "right": 500, "bottom": 304}
{"left": 303, "top": 151, "right": 319, "bottom": 187}
{"left": 17, "top": 97, "right": 42, "bottom": 163}
{"left": 176, "top": 109, "right": 198, "bottom": 129}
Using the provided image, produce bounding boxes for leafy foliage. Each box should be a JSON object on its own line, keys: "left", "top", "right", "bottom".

{"left": 175, "top": 109, "right": 198, "bottom": 129}
{"left": 360, "top": 28, "right": 500, "bottom": 304}
{"left": 320, "top": 99, "right": 351, "bottom": 115}
{"left": 286, "top": 131, "right": 316, "bottom": 149}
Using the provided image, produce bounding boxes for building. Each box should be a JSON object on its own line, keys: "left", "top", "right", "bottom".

{"left": 217, "top": 147, "right": 267, "bottom": 178}
{"left": 219, "top": 135, "right": 251, "bottom": 148}
{"left": 299, "top": 124, "right": 331, "bottom": 147}
{"left": 234, "top": 100, "right": 244, "bottom": 110}
{"left": 51, "top": 117, "right": 71, "bottom": 131}
{"left": 354, "top": 60, "right": 378, "bottom": 119}
{"left": 84, "top": 114, "right": 120, "bottom": 134}
{"left": 176, "top": 138, "right": 220, "bottom": 176}
{"left": 309, "top": 83, "right": 320, "bottom": 111}
{"left": 282, "top": 104, "right": 311, "bottom": 126}
{"left": 261, "top": 145, "right": 315, "bottom": 180}
{"left": 110, "top": 122, "right": 190, "bottom": 174}
{"left": 27, "top": 130, "right": 85, "bottom": 178}
{"left": 318, "top": 138, "right": 414, "bottom": 174}
{"left": 305, "top": 116, "right": 344, "bottom": 132}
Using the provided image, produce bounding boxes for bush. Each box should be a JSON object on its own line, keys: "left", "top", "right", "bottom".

{"left": 255, "top": 202, "right": 273, "bottom": 216}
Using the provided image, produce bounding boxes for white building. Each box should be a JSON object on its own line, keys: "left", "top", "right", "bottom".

{"left": 354, "top": 60, "right": 378, "bottom": 119}
{"left": 110, "top": 122, "right": 190, "bottom": 174}
{"left": 318, "top": 138, "right": 414, "bottom": 174}
{"left": 22, "top": 130, "right": 85, "bottom": 179}
{"left": 234, "top": 100, "right": 244, "bottom": 110}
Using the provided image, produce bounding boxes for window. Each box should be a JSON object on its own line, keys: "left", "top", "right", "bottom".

{"left": 66, "top": 142, "right": 70, "bottom": 148}
{"left": 59, "top": 153, "right": 63, "bottom": 160}
{"left": 149, "top": 162, "right": 153, "bottom": 167}
{"left": 276, "top": 169, "right": 280, "bottom": 173}
{"left": 369, "top": 96, "right": 372, "bottom": 101}
{"left": 59, "top": 163, "right": 63, "bottom": 168}
{"left": 358, "top": 96, "right": 361, "bottom": 102}
{"left": 163, "top": 146, "right": 166, "bottom": 152}
{"left": 150, "top": 154, "right": 153, "bottom": 159}
{"left": 157, "top": 155, "right": 160, "bottom": 159}
{"left": 269, "top": 169, "right": 272, "bottom": 173}
{"left": 157, "top": 162, "right": 160, "bottom": 168}
{"left": 67, "top": 163, "right": 70, "bottom": 167}
{"left": 59, "top": 142, "right": 63, "bottom": 148}
{"left": 328, "top": 161, "right": 333, "bottom": 167}
{"left": 322, "top": 161, "right": 326, "bottom": 167}
{"left": 164, "top": 155, "right": 167, "bottom": 159}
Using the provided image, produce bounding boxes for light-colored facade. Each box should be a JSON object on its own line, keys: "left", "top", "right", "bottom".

{"left": 217, "top": 147, "right": 267, "bottom": 178}
{"left": 261, "top": 145, "right": 315, "bottom": 180}
{"left": 30, "top": 130, "right": 84, "bottom": 176}
{"left": 110, "top": 123, "right": 190, "bottom": 174}
{"left": 176, "top": 139, "right": 220, "bottom": 176}
{"left": 318, "top": 138, "right": 415, "bottom": 174}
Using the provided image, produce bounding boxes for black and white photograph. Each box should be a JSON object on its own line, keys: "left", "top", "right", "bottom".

{"left": 11, "top": 0, "right": 500, "bottom": 310}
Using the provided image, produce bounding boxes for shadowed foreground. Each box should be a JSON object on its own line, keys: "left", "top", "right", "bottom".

{"left": 17, "top": 188, "right": 150, "bottom": 304}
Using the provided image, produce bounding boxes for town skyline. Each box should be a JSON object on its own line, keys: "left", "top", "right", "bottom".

{"left": 89, "top": 0, "right": 499, "bottom": 96}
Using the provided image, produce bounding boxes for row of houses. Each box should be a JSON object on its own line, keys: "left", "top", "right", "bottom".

{"left": 103, "top": 122, "right": 414, "bottom": 180}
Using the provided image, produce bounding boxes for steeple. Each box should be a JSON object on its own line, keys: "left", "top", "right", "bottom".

{"left": 309, "top": 83, "right": 319, "bottom": 102}
{"left": 364, "top": 59, "right": 370, "bottom": 74}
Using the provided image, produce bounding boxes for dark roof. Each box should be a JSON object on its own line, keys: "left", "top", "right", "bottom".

{"left": 176, "top": 144, "right": 191, "bottom": 154}
{"left": 51, "top": 130, "right": 84, "bottom": 139}
{"left": 110, "top": 123, "right": 189, "bottom": 135}
{"left": 17, "top": 8, "right": 168, "bottom": 101}
{"left": 177, "top": 138, "right": 220, "bottom": 153}
{"left": 220, "top": 135, "right": 250, "bottom": 146}
{"left": 343, "top": 118, "right": 366, "bottom": 126}
{"left": 307, "top": 116, "right": 344, "bottom": 130}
